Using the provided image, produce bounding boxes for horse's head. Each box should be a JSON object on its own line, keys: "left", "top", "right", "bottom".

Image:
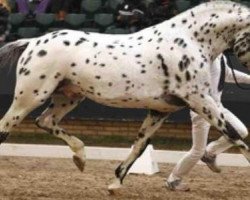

{"left": 233, "top": 28, "right": 250, "bottom": 69}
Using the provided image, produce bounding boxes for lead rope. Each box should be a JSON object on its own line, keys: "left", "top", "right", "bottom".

{"left": 226, "top": 53, "right": 250, "bottom": 90}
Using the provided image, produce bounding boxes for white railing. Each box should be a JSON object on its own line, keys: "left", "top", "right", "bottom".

{"left": 0, "top": 143, "right": 249, "bottom": 167}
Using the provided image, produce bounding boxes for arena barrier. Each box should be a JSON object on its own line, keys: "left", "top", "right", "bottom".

{"left": 0, "top": 143, "right": 248, "bottom": 170}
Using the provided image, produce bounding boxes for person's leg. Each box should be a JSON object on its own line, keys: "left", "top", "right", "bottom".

{"left": 61, "top": 0, "right": 73, "bottom": 12}
{"left": 15, "top": 0, "right": 29, "bottom": 14}
{"left": 49, "top": 0, "right": 64, "bottom": 20}
{"left": 201, "top": 135, "right": 232, "bottom": 173}
{"left": 49, "top": 0, "right": 62, "bottom": 13}
{"left": 167, "top": 111, "right": 210, "bottom": 191}
{"left": 56, "top": 0, "right": 73, "bottom": 20}
{"left": 34, "top": 0, "right": 52, "bottom": 14}
{"left": 206, "top": 136, "right": 232, "bottom": 155}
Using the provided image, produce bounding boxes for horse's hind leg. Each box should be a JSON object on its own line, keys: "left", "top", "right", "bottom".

{"left": 108, "top": 111, "right": 169, "bottom": 192}
{"left": 36, "top": 94, "right": 86, "bottom": 171}
{"left": 0, "top": 77, "right": 58, "bottom": 143}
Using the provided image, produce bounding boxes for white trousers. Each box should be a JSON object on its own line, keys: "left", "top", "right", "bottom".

{"left": 168, "top": 54, "right": 250, "bottom": 182}
{"left": 168, "top": 106, "right": 249, "bottom": 182}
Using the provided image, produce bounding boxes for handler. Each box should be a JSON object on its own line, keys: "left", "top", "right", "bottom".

{"left": 167, "top": 53, "right": 250, "bottom": 191}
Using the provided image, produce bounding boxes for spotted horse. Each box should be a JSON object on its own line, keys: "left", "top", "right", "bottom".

{"left": 0, "top": 1, "right": 249, "bottom": 192}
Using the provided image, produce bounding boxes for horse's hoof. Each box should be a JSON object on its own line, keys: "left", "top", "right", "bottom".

{"left": 0, "top": 132, "right": 9, "bottom": 144}
{"left": 108, "top": 178, "right": 122, "bottom": 194}
{"left": 73, "top": 155, "right": 85, "bottom": 172}
{"left": 108, "top": 189, "right": 116, "bottom": 195}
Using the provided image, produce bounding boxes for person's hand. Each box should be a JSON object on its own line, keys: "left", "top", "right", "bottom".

{"left": 117, "top": 15, "right": 122, "bottom": 21}
{"left": 0, "top": 35, "right": 6, "bottom": 42}
{"left": 161, "top": 0, "right": 170, "bottom": 6}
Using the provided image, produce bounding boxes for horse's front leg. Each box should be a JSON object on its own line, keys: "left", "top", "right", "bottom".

{"left": 108, "top": 111, "right": 169, "bottom": 192}
{"left": 186, "top": 93, "right": 250, "bottom": 162}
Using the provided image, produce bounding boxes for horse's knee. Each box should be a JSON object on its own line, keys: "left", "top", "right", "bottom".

{"left": 222, "top": 108, "right": 248, "bottom": 140}
{"left": 240, "top": 126, "right": 248, "bottom": 139}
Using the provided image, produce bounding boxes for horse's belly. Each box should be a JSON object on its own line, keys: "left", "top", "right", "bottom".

{"left": 73, "top": 65, "right": 179, "bottom": 111}
{"left": 86, "top": 93, "right": 180, "bottom": 112}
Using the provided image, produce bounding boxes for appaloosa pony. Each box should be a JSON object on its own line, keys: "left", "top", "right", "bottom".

{"left": 0, "top": 1, "right": 249, "bottom": 191}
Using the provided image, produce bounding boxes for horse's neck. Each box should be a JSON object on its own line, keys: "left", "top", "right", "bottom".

{"left": 173, "top": 1, "right": 250, "bottom": 61}
{"left": 192, "top": 15, "right": 242, "bottom": 59}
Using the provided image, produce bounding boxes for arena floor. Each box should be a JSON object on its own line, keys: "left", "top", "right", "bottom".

{"left": 0, "top": 156, "right": 249, "bottom": 200}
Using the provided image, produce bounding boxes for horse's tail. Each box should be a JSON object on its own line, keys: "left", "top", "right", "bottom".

{"left": 0, "top": 39, "right": 31, "bottom": 71}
